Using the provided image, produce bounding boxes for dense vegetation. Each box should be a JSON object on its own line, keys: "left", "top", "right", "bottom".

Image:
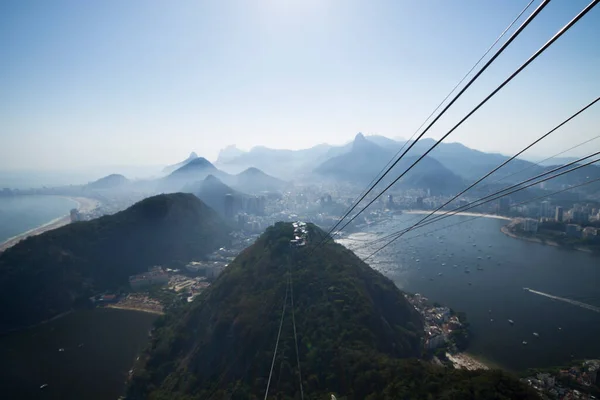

{"left": 0, "top": 193, "right": 230, "bottom": 332}
{"left": 127, "top": 222, "right": 538, "bottom": 400}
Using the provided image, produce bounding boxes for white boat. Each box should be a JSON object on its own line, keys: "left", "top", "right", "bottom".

{"left": 40, "top": 384, "right": 48, "bottom": 390}
{"left": 522, "top": 341, "right": 528, "bottom": 345}
{"left": 58, "top": 348, "right": 65, "bottom": 352}
{"left": 508, "top": 319, "right": 514, "bottom": 325}
{"left": 533, "top": 332, "right": 539, "bottom": 337}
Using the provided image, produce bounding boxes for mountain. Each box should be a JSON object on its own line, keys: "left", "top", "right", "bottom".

{"left": 86, "top": 173, "right": 129, "bottom": 190}
{"left": 234, "top": 167, "right": 287, "bottom": 193}
{"left": 315, "top": 133, "right": 464, "bottom": 194}
{"left": 366, "top": 134, "right": 404, "bottom": 150}
{"left": 0, "top": 193, "right": 230, "bottom": 332}
{"left": 127, "top": 222, "right": 537, "bottom": 399}
{"left": 162, "top": 152, "right": 199, "bottom": 174}
{"left": 160, "top": 157, "right": 229, "bottom": 193}
{"left": 184, "top": 175, "right": 243, "bottom": 217}
{"left": 315, "top": 133, "right": 392, "bottom": 183}
{"left": 522, "top": 156, "right": 581, "bottom": 167}
{"left": 215, "top": 143, "right": 345, "bottom": 179}
{"left": 216, "top": 145, "right": 246, "bottom": 164}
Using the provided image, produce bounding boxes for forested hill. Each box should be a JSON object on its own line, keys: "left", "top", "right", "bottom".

{"left": 0, "top": 193, "right": 230, "bottom": 332}
{"left": 126, "top": 222, "right": 538, "bottom": 400}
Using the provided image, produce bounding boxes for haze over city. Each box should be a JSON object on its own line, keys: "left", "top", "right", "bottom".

{"left": 2, "top": 1, "right": 600, "bottom": 399}
{"left": 1, "top": 0, "right": 599, "bottom": 170}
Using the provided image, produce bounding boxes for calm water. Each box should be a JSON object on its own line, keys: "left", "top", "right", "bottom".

{"left": 0, "top": 195, "right": 77, "bottom": 243}
{"left": 0, "top": 309, "right": 157, "bottom": 400}
{"left": 340, "top": 213, "right": 600, "bottom": 372}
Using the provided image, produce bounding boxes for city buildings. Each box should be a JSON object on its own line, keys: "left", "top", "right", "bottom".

{"left": 570, "top": 210, "right": 590, "bottom": 225}
{"left": 541, "top": 201, "right": 551, "bottom": 218}
{"left": 522, "top": 218, "right": 539, "bottom": 233}
{"left": 498, "top": 197, "right": 510, "bottom": 214}
{"left": 555, "top": 206, "right": 564, "bottom": 222}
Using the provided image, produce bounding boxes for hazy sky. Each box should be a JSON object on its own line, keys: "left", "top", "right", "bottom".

{"left": 1, "top": 0, "right": 599, "bottom": 170}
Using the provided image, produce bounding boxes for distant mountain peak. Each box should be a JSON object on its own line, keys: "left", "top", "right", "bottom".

{"left": 240, "top": 167, "right": 262, "bottom": 175}
{"left": 163, "top": 152, "right": 200, "bottom": 174}
{"left": 352, "top": 132, "right": 381, "bottom": 153}
{"left": 216, "top": 145, "right": 245, "bottom": 164}
{"left": 184, "top": 157, "right": 215, "bottom": 169}
{"left": 354, "top": 132, "right": 366, "bottom": 142}
{"left": 87, "top": 173, "right": 129, "bottom": 189}
{"left": 204, "top": 174, "right": 221, "bottom": 183}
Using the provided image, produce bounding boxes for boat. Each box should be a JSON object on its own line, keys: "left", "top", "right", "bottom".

{"left": 558, "top": 327, "right": 562, "bottom": 330}
{"left": 508, "top": 319, "right": 514, "bottom": 325}
{"left": 438, "top": 272, "right": 443, "bottom": 276}
{"left": 477, "top": 267, "right": 484, "bottom": 271}
{"left": 416, "top": 259, "right": 420, "bottom": 262}
{"left": 477, "top": 256, "right": 482, "bottom": 260}
{"left": 490, "top": 318, "right": 494, "bottom": 322}
{"left": 533, "top": 332, "right": 539, "bottom": 337}
{"left": 441, "top": 263, "right": 446, "bottom": 266}
{"left": 464, "top": 270, "right": 470, "bottom": 273}
{"left": 40, "top": 384, "right": 48, "bottom": 390}
{"left": 522, "top": 341, "right": 528, "bottom": 345}
{"left": 523, "top": 287, "right": 530, "bottom": 291}
{"left": 58, "top": 348, "right": 65, "bottom": 352}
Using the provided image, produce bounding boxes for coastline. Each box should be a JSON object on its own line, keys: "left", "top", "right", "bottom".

{"left": 106, "top": 304, "right": 164, "bottom": 315}
{"left": 446, "top": 352, "right": 490, "bottom": 371}
{"left": 500, "top": 224, "right": 594, "bottom": 254}
{"left": 0, "top": 196, "right": 100, "bottom": 253}
{"left": 405, "top": 210, "right": 511, "bottom": 221}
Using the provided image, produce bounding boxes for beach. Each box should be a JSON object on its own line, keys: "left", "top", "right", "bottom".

{"left": 0, "top": 196, "right": 100, "bottom": 253}
{"left": 446, "top": 352, "right": 490, "bottom": 371}
{"left": 405, "top": 210, "right": 511, "bottom": 221}
{"left": 106, "top": 305, "right": 164, "bottom": 315}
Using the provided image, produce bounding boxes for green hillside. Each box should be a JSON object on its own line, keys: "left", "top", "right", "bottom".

{"left": 0, "top": 193, "right": 230, "bottom": 332}
{"left": 126, "top": 222, "right": 537, "bottom": 400}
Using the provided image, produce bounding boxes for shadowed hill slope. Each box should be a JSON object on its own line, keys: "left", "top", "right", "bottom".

{"left": 127, "top": 223, "right": 537, "bottom": 400}
{"left": 0, "top": 193, "right": 230, "bottom": 332}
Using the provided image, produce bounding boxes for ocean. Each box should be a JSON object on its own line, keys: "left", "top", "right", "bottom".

{"left": 0, "top": 308, "right": 157, "bottom": 400}
{"left": 1, "top": 212, "right": 600, "bottom": 399}
{"left": 0, "top": 196, "right": 77, "bottom": 243}
{"left": 339, "top": 213, "right": 600, "bottom": 371}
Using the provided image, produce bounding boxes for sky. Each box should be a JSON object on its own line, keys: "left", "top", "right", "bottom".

{"left": 1, "top": 0, "right": 599, "bottom": 170}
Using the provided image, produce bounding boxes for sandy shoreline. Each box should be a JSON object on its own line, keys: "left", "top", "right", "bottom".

{"left": 106, "top": 305, "right": 164, "bottom": 315}
{"left": 0, "top": 196, "right": 100, "bottom": 253}
{"left": 405, "top": 210, "right": 511, "bottom": 221}
{"left": 446, "top": 352, "right": 491, "bottom": 371}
